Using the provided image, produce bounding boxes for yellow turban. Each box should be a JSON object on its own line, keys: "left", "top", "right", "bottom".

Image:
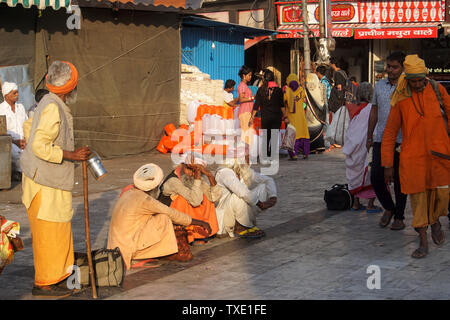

{"left": 390, "top": 55, "right": 428, "bottom": 107}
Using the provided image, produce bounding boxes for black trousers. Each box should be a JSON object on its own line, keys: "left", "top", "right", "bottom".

{"left": 261, "top": 117, "right": 281, "bottom": 158}
{"left": 370, "top": 142, "right": 407, "bottom": 220}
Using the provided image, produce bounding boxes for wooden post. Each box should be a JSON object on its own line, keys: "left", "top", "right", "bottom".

{"left": 82, "top": 160, "right": 98, "bottom": 299}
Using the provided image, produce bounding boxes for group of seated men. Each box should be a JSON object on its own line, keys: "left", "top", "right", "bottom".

{"left": 107, "top": 156, "right": 278, "bottom": 270}
{"left": 1, "top": 80, "right": 277, "bottom": 272}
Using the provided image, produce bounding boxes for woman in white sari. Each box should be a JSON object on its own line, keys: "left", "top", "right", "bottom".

{"left": 342, "top": 82, "right": 382, "bottom": 213}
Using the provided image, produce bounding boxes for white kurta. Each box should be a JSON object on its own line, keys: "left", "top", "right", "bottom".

{"left": 0, "top": 101, "right": 28, "bottom": 171}
{"left": 214, "top": 167, "right": 277, "bottom": 237}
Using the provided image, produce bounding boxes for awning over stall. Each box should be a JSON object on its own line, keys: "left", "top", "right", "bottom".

{"left": 0, "top": 0, "right": 71, "bottom": 10}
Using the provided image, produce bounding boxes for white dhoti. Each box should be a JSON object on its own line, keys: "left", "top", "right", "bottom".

{"left": 218, "top": 184, "right": 268, "bottom": 237}
{"left": 11, "top": 144, "right": 22, "bottom": 172}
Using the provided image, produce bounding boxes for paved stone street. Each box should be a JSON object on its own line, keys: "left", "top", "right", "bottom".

{"left": 1, "top": 149, "right": 449, "bottom": 300}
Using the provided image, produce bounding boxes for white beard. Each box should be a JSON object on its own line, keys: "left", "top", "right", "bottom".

{"left": 181, "top": 173, "right": 195, "bottom": 189}
{"left": 65, "top": 88, "right": 78, "bottom": 105}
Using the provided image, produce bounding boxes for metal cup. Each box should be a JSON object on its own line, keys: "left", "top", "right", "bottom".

{"left": 86, "top": 151, "right": 107, "bottom": 180}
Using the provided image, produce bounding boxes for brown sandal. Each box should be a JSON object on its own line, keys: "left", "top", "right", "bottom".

{"left": 431, "top": 221, "right": 445, "bottom": 246}
{"left": 411, "top": 247, "right": 428, "bottom": 259}
{"left": 379, "top": 210, "right": 393, "bottom": 228}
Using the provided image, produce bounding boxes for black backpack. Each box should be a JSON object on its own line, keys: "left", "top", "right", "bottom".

{"left": 324, "top": 184, "right": 354, "bottom": 210}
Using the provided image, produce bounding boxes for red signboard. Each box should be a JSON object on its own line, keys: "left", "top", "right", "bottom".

{"left": 277, "top": 28, "right": 353, "bottom": 38}
{"left": 358, "top": 1, "right": 445, "bottom": 23}
{"left": 277, "top": 2, "right": 359, "bottom": 25}
{"left": 354, "top": 27, "right": 438, "bottom": 39}
{"left": 280, "top": 4, "right": 303, "bottom": 23}
{"left": 314, "top": 3, "right": 355, "bottom": 22}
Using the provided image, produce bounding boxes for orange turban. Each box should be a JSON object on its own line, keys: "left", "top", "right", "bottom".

{"left": 45, "top": 61, "right": 79, "bottom": 95}
{"left": 390, "top": 55, "right": 428, "bottom": 107}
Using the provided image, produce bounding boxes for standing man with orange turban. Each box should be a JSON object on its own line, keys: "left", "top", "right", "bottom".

{"left": 382, "top": 55, "right": 450, "bottom": 259}
{"left": 20, "top": 61, "right": 91, "bottom": 297}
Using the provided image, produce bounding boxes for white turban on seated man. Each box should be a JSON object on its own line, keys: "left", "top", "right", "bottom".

{"left": 214, "top": 159, "right": 278, "bottom": 238}
{"left": 107, "top": 163, "right": 211, "bottom": 269}
{"left": 0, "top": 81, "right": 28, "bottom": 179}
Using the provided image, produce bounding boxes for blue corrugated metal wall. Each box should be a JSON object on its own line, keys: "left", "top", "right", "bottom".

{"left": 181, "top": 26, "right": 245, "bottom": 93}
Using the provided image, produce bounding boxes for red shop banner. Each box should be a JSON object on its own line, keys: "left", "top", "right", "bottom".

{"left": 277, "top": 2, "right": 359, "bottom": 25}
{"left": 314, "top": 3, "right": 356, "bottom": 22}
{"left": 277, "top": 28, "right": 353, "bottom": 38}
{"left": 354, "top": 27, "right": 438, "bottom": 39}
{"left": 358, "top": 0, "right": 445, "bottom": 23}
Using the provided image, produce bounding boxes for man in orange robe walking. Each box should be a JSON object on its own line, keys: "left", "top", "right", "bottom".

{"left": 382, "top": 54, "right": 450, "bottom": 259}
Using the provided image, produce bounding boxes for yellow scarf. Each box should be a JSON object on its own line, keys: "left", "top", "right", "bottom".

{"left": 390, "top": 54, "right": 428, "bottom": 107}
{"left": 285, "top": 73, "right": 304, "bottom": 113}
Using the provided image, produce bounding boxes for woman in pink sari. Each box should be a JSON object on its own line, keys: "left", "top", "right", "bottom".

{"left": 237, "top": 65, "right": 255, "bottom": 146}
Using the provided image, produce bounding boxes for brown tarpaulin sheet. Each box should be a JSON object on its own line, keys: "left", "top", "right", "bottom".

{"left": 0, "top": 6, "right": 181, "bottom": 158}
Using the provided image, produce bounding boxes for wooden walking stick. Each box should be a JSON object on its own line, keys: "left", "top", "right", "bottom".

{"left": 82, "top": 160, "right": 98, "bottom": 299}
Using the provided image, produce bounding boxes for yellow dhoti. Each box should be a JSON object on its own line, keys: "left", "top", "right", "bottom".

{"left": 410, "top": 187, "right": 449, "bottom": 228}
{"left": 27, "top": 191, "right": 74, "bottom": 286}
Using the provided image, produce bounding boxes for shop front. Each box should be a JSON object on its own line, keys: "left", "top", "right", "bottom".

{"left": 274, "top": 0, "right": 447, "bottom": 84}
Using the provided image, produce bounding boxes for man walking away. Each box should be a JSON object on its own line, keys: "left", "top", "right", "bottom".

{"left": 367, "top": 51, "right": 407, "bottom": 231}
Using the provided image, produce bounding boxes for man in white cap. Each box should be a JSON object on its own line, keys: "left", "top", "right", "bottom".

{"left": 0, "top": 81, "right": 28, "bottom": 180}
{"left": 107, "top": 163, "right": 211, "bottom": 270}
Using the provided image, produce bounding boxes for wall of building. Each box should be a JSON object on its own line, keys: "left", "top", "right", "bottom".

{"left": 181, "top": 25, "right": 245, "bottom": 89}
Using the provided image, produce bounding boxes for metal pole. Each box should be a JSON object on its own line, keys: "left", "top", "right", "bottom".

{"left": 82, "top": 160, "right": 98, "bottom": 299}
{"left": 319, "top": 0, "right": 325, "bottom": 38}
{"left": 302, "top": 0, "right": 311, "bottom": 77}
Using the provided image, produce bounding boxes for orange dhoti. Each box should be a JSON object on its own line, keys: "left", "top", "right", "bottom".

{"left": 170, "top": 194, "right": 219, "bottom": 243}
{"left": 26, "top": 191, "right": 74, "bottom": 286}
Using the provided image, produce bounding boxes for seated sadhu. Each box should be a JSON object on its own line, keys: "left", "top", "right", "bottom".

{"left": 214, "top": 159, "right": 277, "bottom": 238}
{"left": 107, "top": 163, "right": 211, "bottom": 269}
{"left": 158, "top": 158, "right": 221, "bottom": 244}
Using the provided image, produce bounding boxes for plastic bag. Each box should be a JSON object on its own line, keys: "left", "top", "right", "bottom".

{"left": 281, "top": 124, "right": 296, "bottom": 151}
{"left": 324, "top": 105, "right": 350, "bottom": 146}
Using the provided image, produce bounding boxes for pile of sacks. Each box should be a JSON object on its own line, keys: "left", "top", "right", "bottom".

{"left": 156, "top": 123, "right": 195, "bottom": 154}
{"left": 156, "top": 121, "right": 227, "bottom": 156}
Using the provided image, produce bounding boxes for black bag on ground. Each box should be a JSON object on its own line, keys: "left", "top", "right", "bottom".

{"left": 74, "top": 247, "right": 125, "bottom": 287}
{"left": 324, "top": 184, "right": 354, "bottom": 210}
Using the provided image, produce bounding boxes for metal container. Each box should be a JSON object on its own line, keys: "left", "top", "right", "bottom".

{"left": 86, "top": 151, "right": 107, "bottom": 180}
{"left": 0, "top": 115, "right": 6, "bottom": 136}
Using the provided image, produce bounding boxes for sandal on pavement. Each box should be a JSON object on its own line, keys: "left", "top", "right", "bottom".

{"left": 431, "top": 222, "right": 445, "bottom": 246}
{"left": 366, "top": 206, "right": 383, "bottom": 214}
{"left": 390, "top": 219, "right": 405, "bottom": 231}
{"left": 350, "top": 205, "right": 366, "bottom": 212}
{"left": 411, "top": 247, "right": 428, "bottom": 259}
{"left": 131, "top": 258, "right": 161, "bottom": 269}
{"left": 32, "top": 284, "right": 75, "bottom": 298}
{"left": 235, "top": 227, "right": 265, "bottom": 239}
{"left": 379, "top": 211, "right": 394, "bottom": 228}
